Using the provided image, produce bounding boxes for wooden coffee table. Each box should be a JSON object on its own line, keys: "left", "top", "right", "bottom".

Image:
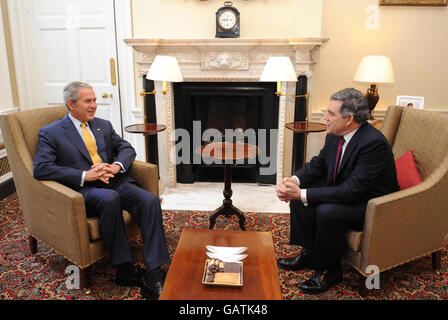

{"left": 159, "top": 228, "right": 282, "bottom": 300}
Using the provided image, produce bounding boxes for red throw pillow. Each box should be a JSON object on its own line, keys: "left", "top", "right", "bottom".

{"left": 395, "top": 150, "right": 422, "bottom": 190}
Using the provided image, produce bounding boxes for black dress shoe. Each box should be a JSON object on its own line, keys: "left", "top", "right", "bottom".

{"left": 141, "top": 271, "right": 165, "bottom": 300}
{"left": 115, "top": 264, "right": 146, "bottom": 287}
{"left": 299, "top": 269, "right": 342, "bottom": 294}
{"left": 277, "top": 251, "right": 312, "bottom": 271}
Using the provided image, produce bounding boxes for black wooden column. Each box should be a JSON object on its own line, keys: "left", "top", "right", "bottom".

{"left": 143, "top": 78, "right": 159, "bottom": 166}
{"left": 291, "top": 75, "right": 308, "bottom": 174}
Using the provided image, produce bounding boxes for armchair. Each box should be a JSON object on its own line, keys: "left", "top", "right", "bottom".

{"left": 344, "top": 105, "right": 448, "bottom": 296}
{"left": 0, "top": 106, "right": 159, "bottom": 288}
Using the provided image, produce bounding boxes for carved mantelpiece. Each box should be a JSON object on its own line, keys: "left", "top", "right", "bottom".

{"left": 125, "top": 38, "right": 328, "bottom": 187}
{"left": 125, "top": 38, "right": 328, "bottom": 79}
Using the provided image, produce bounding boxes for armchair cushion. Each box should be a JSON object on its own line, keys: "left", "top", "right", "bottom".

{"left": 395, "top": 150, "right": 422, "bottom": 190}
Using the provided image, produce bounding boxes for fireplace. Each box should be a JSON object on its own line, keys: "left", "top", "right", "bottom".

{"left": 172, "top": 82, "right": 279, "bottom": 184}
{"left": 125, "top": 38, "right": 328, "bottom": 189}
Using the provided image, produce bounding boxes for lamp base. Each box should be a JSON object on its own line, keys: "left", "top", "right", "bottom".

{"left": 365, "top": 83, "right": 379, "bottom": 120}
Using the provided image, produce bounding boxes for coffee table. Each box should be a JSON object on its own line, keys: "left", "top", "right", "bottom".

{"left": 159, "top": 228, "right": 282, "bottom": 300}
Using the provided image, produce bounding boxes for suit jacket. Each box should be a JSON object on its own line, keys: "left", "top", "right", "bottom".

{"left": 33, "top": 114, "right": 136, "bottom": 191}
{"left": 294, "top": 122, "right": 399, "bottom": 205}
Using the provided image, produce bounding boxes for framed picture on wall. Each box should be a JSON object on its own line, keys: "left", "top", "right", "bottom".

{"left": 380, "top": 0, "right": 447, "bottom": 6}
{"left": 396, "top": 96, "right": 425, "bottom": 109}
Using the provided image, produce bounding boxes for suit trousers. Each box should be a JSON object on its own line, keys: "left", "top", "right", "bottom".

{"left": 290, "top": 200, "right": 366, "bottom": 271}
{"left": 80, "top": 175, "right": 170, "bottom": 271}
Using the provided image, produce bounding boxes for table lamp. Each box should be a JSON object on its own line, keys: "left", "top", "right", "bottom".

{"left": 141, "top": 55, "right": 184, "bottom": 96}
{"left": 259, "top": 56, "right": 297, "bottom": 96}
{"left": 353, "top": 55, "right": 395, "bottom": 119}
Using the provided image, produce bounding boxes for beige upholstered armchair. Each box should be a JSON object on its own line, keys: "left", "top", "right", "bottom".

{"left": 0, "top": 106, "right": 159, "bottom": 288}
{"left": 345, "top": 105, "right": 448, "bottom": 296}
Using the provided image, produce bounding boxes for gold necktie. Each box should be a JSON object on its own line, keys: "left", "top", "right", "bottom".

{"left": 81, "top": 122, "right": 102, "bottom": 164}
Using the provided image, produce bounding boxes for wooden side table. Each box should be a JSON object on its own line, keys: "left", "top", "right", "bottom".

{"left": 124, "top": 123, "right": 166, "bottom": 163}
{"left": 197, "top": 142, "right": 259, "bottom": 231}
{"left": 285, "top": 121, "right": 327, "bottom": 166}
{"left": 124, "top": 123, "right": 166, "bottom": 202}
{"left": 124, "top": 123, "right": 166, "bottom": 135}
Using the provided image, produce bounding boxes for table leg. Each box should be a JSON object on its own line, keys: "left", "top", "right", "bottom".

{"left": 209, "top": 164, "right": 246, "bottom": 231}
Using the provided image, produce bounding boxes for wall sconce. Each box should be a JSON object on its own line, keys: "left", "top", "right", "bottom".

{"left": 140, "top": 55, "right": 184, "bottom": 96}
{"left": 259, "top": 56, "right": 298, "bottom": 96}
{"left": 353, "top": 55, "right": 395, "bottom": 119}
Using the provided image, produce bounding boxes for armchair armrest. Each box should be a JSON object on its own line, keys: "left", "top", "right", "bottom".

{"left": 128, "top": 160, "right": 159, "bottom": 198}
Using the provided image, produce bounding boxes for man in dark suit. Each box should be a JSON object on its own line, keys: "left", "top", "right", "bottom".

{"left": 33, "top": 81, "right": 170, "bottom": 299}
{"left": 276, "top": 88, "right": 399, "bottom": 294}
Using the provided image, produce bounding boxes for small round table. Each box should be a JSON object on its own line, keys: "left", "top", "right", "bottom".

{"left": 124, "top": 123, "right": 166, "bottom": 135}
{"left": 197, "top": 142, "right": 259, "bottom": 231}
{"left": 124, "top": 123, "right": 166, "bottom": 163}
{"left": 285, "top": 121, "right": 327, "bottom": 166}
{"left": 285, "top": 121, "right": 327, "bottom": 133}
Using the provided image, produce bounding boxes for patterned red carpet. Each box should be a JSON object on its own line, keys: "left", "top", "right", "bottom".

{"left": 1, "top": 192, "right": 447, "bottom": 300}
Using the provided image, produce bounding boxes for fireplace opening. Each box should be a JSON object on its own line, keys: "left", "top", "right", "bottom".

{"left": 173, "top": 82, "right": 279, "bottom": 184}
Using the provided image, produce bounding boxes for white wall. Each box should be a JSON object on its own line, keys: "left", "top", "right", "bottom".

{"left": 313, "top": 0, "right": 448, "bottom": 113}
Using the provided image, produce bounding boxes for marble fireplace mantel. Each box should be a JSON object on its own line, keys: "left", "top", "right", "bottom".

{"left": 125, "top": 38, "right": 328, "bottom": 79}
{"left": 124, "top": 38, "right": 329, "bottom": 188}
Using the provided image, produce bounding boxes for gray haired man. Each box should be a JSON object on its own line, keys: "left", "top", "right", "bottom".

{"left": 276, "top": 88, "right": 399, "bottom": 294}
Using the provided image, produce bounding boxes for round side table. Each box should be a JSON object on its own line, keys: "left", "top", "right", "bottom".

{"left": 124, "top": 123, "right": 166, "bottom": 163}
{"left": 197, "top": 142, "right": 259, "bottom": 231}
{"left": 124, "top": 123, "right": 166, "bottom": 135}
{"left": 285, "top": 121, "right": 327, "bottom": 166}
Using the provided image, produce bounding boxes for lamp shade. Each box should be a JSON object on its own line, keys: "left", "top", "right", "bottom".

{"left": 146, "top": 55, "right": 184, "bottom": 82}
{"left": 259, "top": 57, "right": 297, "bottom": 82}
{"left": 353, "top": 55, "right": 395, "bottom": 84}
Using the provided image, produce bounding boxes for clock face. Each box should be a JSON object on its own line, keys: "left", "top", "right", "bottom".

{"left": 218, "top": 10, "right": 237, "bottom": 30}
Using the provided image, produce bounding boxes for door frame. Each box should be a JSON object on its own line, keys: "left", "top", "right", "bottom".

{"left": 113, "top": 0, "right": 145, "bottom": 161}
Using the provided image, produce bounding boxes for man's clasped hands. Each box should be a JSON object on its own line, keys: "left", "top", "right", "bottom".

{"left": 85, "top": 163, "right": 122, "bottom": 184}
{"left": 276, "top": 176, "right": 302, "bottom": 203}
